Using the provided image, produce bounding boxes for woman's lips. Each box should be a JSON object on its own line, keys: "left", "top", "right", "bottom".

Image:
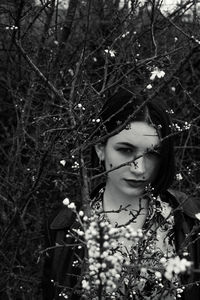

{"left": 124, "top": 179, "right": 146, "bottom": 188}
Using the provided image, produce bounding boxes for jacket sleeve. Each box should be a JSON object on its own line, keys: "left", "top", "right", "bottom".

{"left": 182, "top": 214, "right": 200, "bottom": 300}
{"left": 42, "top": 212, "right": 61, "bottom": 300}
{"left": 168, "top": 190, "right": 200, "bottom": 299}
{"left": 41, "top": 207, "right": 83, "bottom": 300}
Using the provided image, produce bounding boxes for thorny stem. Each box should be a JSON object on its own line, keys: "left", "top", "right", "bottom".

{"left": 14, "top": 39, "right": 76, "bottom": 128}
{"left": 21, "top": 1, "right": 52, "bottom": 39}
{"left": 100, "top": 48, "right": 109, "bottom": 93}
{"left": 39, "top": 243, "right": 83, "bottom": 255}
{"left": 37, "top": 0, "right": 55, "bottom": 59}
{"left": 150, "top": 0, "right": 158, "bottom": 56}
{"left": 69, "top": 50, "right": 84, "bottom": 106}
{"left": 117, "top": 206, "right": 144, "bottom": 229}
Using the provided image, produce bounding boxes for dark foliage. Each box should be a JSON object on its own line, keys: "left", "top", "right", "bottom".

{"left": 0, "top": 0, "right": 200, "bottom": 298}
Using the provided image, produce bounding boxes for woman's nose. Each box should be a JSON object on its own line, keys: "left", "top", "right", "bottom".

{"left": 130, "top": 156, "right": 145, "bottom": 174}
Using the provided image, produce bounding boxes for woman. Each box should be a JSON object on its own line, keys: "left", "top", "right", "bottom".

{"left": 42, "top": 88, "right": 200, "bottom": 299}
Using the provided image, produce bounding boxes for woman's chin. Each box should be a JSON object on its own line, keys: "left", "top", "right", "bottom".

{"left": 122, "top": 186, "right": 144, "bottom": 197}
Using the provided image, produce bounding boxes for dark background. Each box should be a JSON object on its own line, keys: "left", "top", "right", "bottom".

{"left": 0, "top": 0, "right": 200, "bottom": 298}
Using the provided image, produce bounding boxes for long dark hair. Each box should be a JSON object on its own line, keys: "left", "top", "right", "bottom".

{"left": 92, "top": 88, "right": 176, "bottom": 195}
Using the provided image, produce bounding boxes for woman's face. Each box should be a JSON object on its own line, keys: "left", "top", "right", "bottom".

{"left": 95, "top": 121, "right": 161, "bottom": 197}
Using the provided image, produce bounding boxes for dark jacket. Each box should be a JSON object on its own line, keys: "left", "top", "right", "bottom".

{"left": 42, "top": 190, "right": 200, "bottom": 300}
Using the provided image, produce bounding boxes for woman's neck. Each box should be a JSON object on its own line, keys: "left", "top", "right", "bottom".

{"left": 103, "top": 182, "right": 148, "bottom": 211}
{"left": 103, "top": 182, "right": 148, "bottom": 228}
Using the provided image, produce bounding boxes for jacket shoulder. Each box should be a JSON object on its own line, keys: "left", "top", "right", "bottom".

{"left": 49, "top": 206, "right": 76, "bottom": 230}
{"left": 167, "top": 189, "right": 200, "bottom": 219}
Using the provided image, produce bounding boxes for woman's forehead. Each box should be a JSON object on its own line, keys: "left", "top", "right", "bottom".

{"left": 109, "top": 121, "right": 160, "bottom": 147}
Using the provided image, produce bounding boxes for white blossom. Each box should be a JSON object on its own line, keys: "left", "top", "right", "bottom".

{"left": 155, "top": 271, "right": 162, "bottom": 279}
{"left": 176, "top": 173, "right": 183, "bottom": 181}
{"left": 60, "top": 159, "right": 66, "bottom": 166}
{"left": 68, "top": 202, "right": 76, "bottom": 210}
{"left": 79, "top": 210, "right": 84, "bottom": 217}
{"left": 63, "top": 197, "right": 70, "bottom": 206}
{"left": 150, "top": 67, "right": 165, "bottom": 80}
{"left": 83, "top": 216, "right": 88, "bottom": 221}
{"left": 171, "top": 86, "right": 176, "bottom": 92}
{"left": 195, "top": 213, "right": 200, "bottom": 221}
{"left": 146, "top": 84, "right": 152, "bottom": 89}
{"left": 68, "top": 68, "right": 74, "bottom": 76}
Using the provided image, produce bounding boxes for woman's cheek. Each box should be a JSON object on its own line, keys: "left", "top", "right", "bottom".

{"left": 105, "top": 157, "right": 114, "bottom": 170}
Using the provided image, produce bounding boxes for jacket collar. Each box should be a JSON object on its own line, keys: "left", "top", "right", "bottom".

{"left": 167, "top": 189, "right": 200, "bottom": 219}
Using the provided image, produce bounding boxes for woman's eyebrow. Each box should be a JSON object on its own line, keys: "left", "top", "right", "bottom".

{"left": 116, "top": 142, "right": 161, "bottom": 150}
{"left": 116, "top": 142, "right": 135, "bottom": 147}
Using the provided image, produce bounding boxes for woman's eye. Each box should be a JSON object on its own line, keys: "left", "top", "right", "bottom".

{"left": 117, "top": 148, "right": 132, "bottom": 154}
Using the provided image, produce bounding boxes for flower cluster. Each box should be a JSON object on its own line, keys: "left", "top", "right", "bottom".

{"left": 170, "top": 121, "right": 191, "bottom": 132}
{"left": 72, "top": 161, "right": 79, "bottom": 169}
{"left": 80, "top": 215, "right": 158, "bottom": 299}
{"left": 77, "top": 103, "right": 86, "bottom": 110}
{"left": 61, "top": 198, "right": 193, "bottom": 299}
{"left": 80, "top": 214, "right": 192, "bottom": 299}
{"left": 5, "top": 25, "right": 18, "bottom": 30}
{"left": 162, "top": 256, "right": 192, "bottom": 280}
{"left": 92, "top": 118, "right": 100, "bottom": 123}
{"left": 104, "top": 49, "right": 116, "bottom": 57}
{"left": 176, "top": 173, "right": 183, "bottom": 181}
{"left": 121, "top": 31, "right": 130, "bottom": 38}
{"left": 63, "top": 197, "right": 76, "bottom": 210}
